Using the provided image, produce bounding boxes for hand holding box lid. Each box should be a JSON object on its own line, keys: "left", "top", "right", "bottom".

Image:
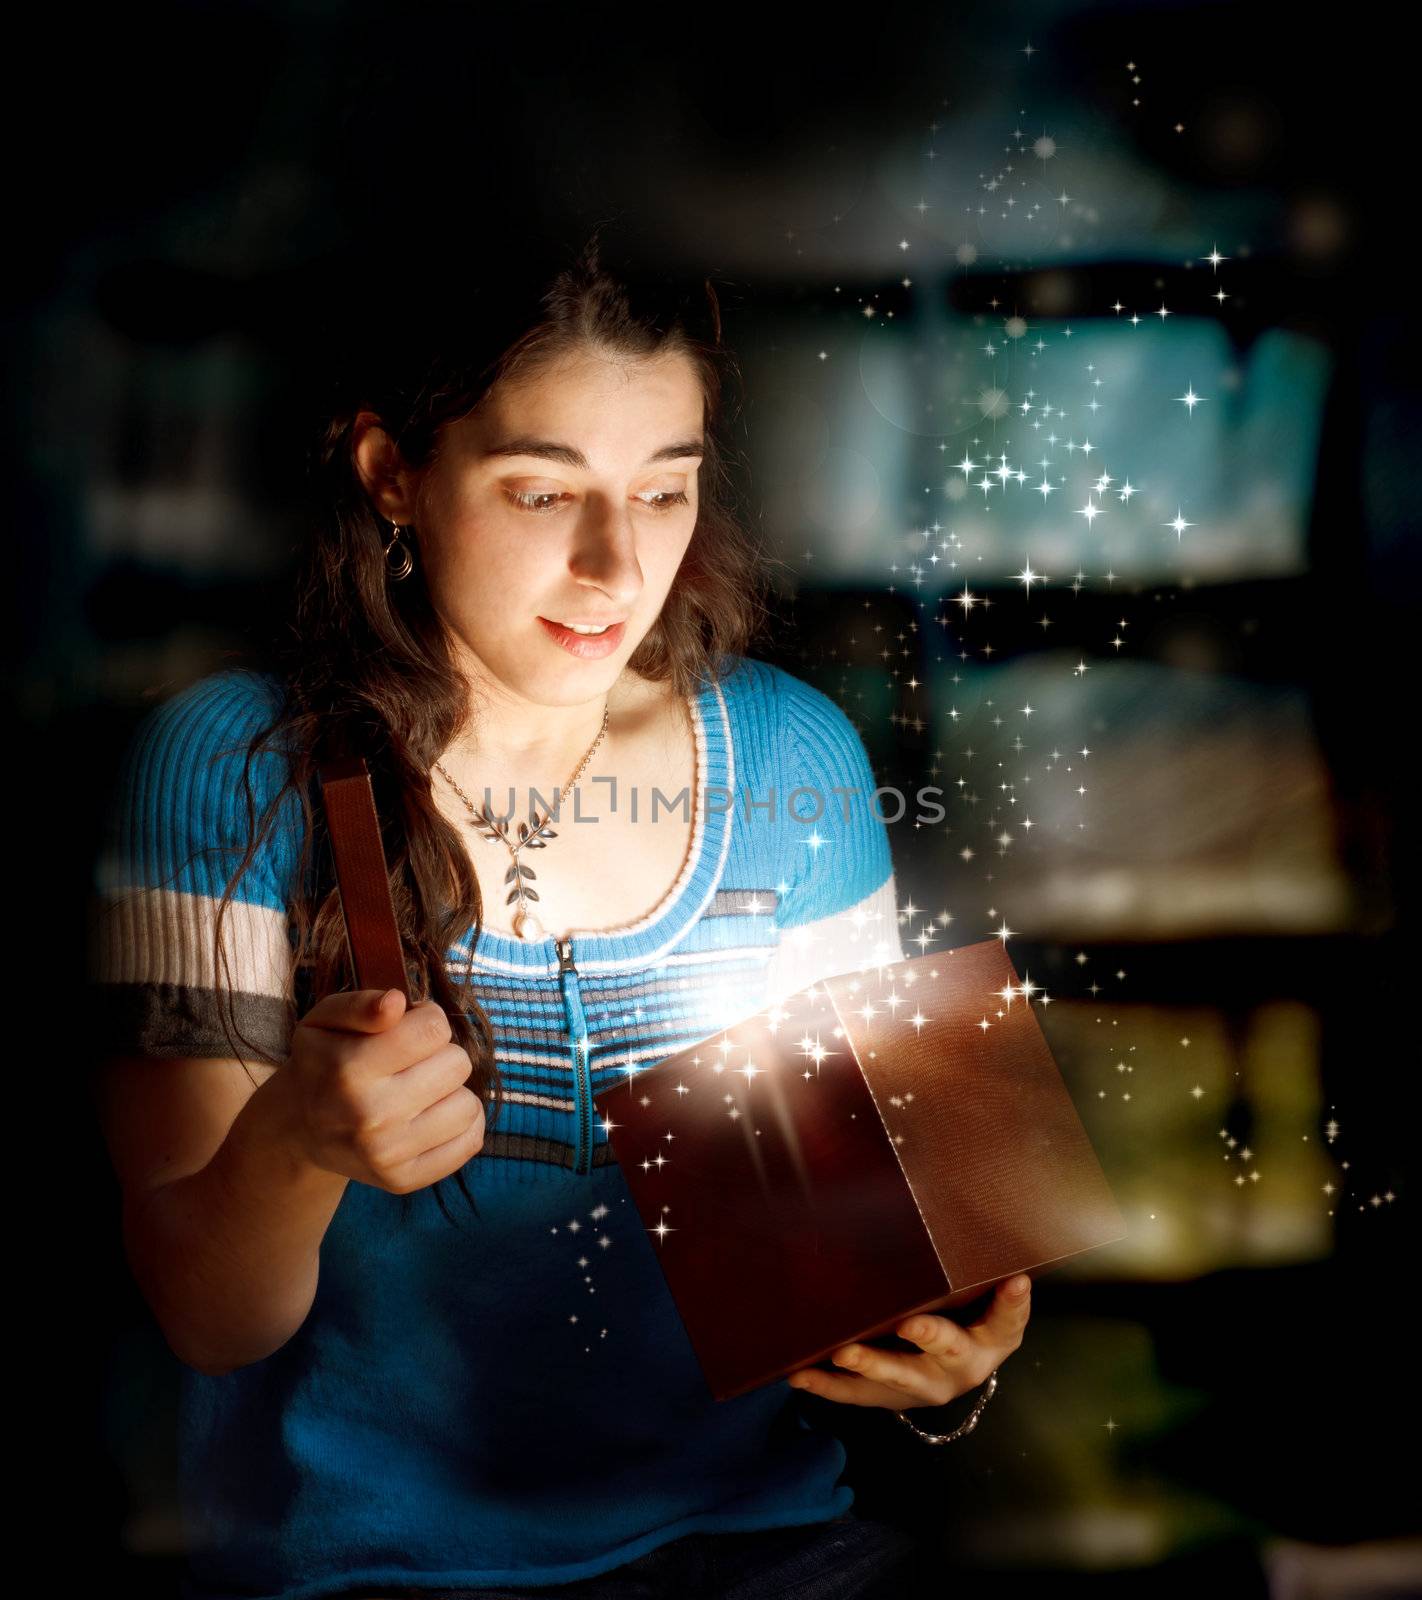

{"left": 593, "top": 938, "right": 1128, "bottom": 1402}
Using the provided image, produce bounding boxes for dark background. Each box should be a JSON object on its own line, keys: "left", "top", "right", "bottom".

{"left": 14, "top": 2, "right": 1418, "bottom": 1594}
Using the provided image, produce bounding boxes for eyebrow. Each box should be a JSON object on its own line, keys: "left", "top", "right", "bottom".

{"left": 482, "top": 437, "right": 706, "bottom": 469}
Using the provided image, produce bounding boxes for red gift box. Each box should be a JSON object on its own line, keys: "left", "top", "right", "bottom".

{"left": 592, "top": 939, "right": 1128, "bottom": 1402}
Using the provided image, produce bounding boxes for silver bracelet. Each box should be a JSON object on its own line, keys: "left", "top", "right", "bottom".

{"left": 893, "top": 1368, "right": 1000, "bottom": 1444}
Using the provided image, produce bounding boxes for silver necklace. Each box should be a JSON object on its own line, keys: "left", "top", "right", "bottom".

{"left": 433, "top": 705, "right": 611, "bottom": 943}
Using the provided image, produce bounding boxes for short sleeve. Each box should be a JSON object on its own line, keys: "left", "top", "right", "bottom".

{"left": 764, "top": 671, "right": 905, "bottom": 1007}
{"left": 86, "top": 668, "right": 307, "bottom": 1064}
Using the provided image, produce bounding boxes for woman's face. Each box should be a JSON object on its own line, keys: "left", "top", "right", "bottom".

{"left": 409, "top": 346, "right": 704, "bottom": 708}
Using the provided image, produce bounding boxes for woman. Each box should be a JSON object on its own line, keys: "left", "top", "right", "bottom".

{"left": 88, "top": 230, "right": 1031, "bottom": 1599}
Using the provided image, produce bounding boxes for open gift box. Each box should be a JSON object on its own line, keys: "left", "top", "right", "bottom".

{"left": 592, "top": 938, "right": 1128, "bottom": 1402}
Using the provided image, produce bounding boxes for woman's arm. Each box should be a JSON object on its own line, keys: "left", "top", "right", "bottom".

{"left": 94, "top": 987, "right": 483, "bottom": 1376}
{"left": 93, "top": 1054, "right": 348, "bottom": 1376}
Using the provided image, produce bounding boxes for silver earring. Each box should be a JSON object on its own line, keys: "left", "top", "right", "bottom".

{"left": 384, "top": 523, "right": 414, "bottom": 582}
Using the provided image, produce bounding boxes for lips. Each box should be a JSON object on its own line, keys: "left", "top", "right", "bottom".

{"left": 538, "top": 616, "right": 628, "bottom": 658}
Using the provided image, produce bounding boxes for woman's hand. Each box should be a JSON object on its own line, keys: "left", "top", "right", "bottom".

{"left": 784, "top": 1275, "right": 1032, "bottom": 1409}
{"left": 283, "top": 988, "right": 486, "bottom": 1194}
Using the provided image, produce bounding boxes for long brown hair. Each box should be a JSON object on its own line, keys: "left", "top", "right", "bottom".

{"left": 213, "top": 226, "right": 784, "bottom": 1224}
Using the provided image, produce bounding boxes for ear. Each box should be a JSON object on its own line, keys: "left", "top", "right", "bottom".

{"left": 352, "top": 410, "right": 420, "bottom": 524}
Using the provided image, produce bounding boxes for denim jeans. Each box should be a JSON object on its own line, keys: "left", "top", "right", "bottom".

{"left": 340, "top": 1510, "right": 921, "bottom": 1600}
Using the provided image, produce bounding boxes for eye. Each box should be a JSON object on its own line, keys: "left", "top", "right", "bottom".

{"left": 504, "top": 489, "right": 691, "bottom": 515}
{"left": 640, "top": 490, "right": 691, "bottom": 513}
{"left": 505, "top": 491, "right": 567, "bottom": 515}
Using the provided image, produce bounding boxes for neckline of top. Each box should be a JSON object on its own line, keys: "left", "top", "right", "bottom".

{"left": 461, "top": 674, "right": 734, "bottom": 977}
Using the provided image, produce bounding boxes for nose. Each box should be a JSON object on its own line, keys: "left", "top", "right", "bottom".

{"left": 567, "top": 501, "right": 645, "bottom": 611}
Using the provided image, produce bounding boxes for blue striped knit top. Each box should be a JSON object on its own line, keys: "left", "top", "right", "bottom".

{"left": 89, "top": 652, "right": 904, "bottom": 1600}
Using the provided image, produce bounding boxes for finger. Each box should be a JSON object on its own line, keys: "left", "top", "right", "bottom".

{"left": 403, "top": 1081, "right": 485, "bottom": 1156}
{"left": 788, "top": 1343, "right": 950, "bottom": 1408}
{"left": 786, "top": 1364, "right": 925, "bottom": 1409}
{"left": 304, "top": 987, "right": 408, "bottom": 1035}
{"left": 390, "top": 1115, "right": 487, "bottom": 1193}
{"left": 962, "top": 1275, "right": 1032, "bottom": 1349}
{"left": 363, "top": 1001, "right": 454, "bottom": 1082}
{"left": 893, "top": 1312, "right": 978, "bottom": 1365}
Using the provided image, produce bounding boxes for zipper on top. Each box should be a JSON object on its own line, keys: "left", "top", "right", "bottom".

{"left": 556, "top": 937, "right": 594, "bottom": 1174}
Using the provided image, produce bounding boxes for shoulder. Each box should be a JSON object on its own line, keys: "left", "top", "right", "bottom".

{"left": 129, "top": 666, "right": 286, "bottom": 750}
{"left": 101, "top": 666, "right": 301, "bottom": 904}
{"left": 707, "top": 654, "right": 844, "bottom": 731}
{"left": 118, "top": 666, "right": 285, "bottom": 769}
{"left": 703, "top": 656, "right": 882, "bottom": 805}
{"left": 118, "top": 667, "right": 290, "bottom": 795}
{"left": 715, "top": 657, "right": 875, "bottom": 779}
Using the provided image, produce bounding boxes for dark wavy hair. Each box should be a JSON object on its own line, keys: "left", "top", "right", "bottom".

{"left": 213, "top": 225, "right": 783, "bottom": 1225}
